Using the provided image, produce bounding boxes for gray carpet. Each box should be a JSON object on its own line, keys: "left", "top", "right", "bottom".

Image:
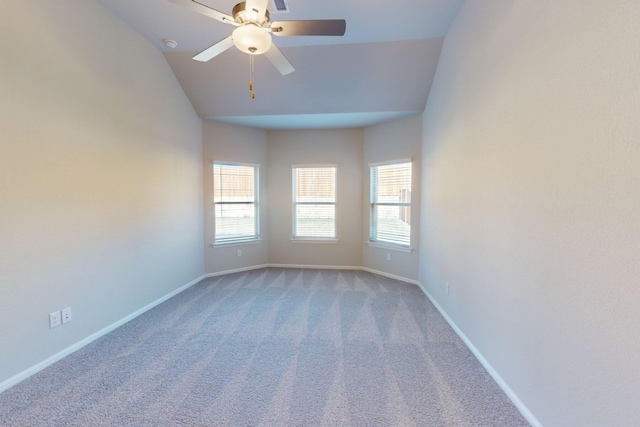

{"left": 0, "top": 268, "right": 529, "bottom": 426}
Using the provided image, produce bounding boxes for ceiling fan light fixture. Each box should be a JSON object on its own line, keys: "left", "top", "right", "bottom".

{"left": 232, "top": 24, "right": 272, "bottom": 55}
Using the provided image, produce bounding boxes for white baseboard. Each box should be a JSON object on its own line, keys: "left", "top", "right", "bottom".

{"left": 0, "top": 274, "right": 206, "bottom": 394}
{"left": 203, "top": 264, "right": 270, "bottom": 278}
{"left": 360, "top": 267, "right": 419, "bottom": 286}
{"left": 267, "top": 263, "right": 362, "bottom": 271}
{"left": 265, "top": 263, "right": 419, "bottom": 287}
{"left": 416, "top": 282, "right": 542, "bottom": 427}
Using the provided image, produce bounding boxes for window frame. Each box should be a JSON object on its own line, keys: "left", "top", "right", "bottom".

{"left": 369, "top": 158, "right": 412, "bottom": 251}
{"left": 291, "top": 164, "right": 338, "bottom": 243}
{"left": 212, "top": 161, "right": 260, "bottom": 246}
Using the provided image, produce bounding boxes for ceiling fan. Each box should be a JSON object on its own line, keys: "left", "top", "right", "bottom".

{"left": 168, "top": 0, "right": 346, "bottom": 75}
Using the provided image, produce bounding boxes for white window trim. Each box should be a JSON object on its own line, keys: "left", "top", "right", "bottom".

{"left": 212, "top": 161, "right": 260, "bottom": 246}
{"left": 367, "top": 241, "right": 413, "bottom": 253}
{"left": 291, "top": 237, "right": 339, "bottom": 244}
{"left": 368, "top": 158, "right": 413, "bottom": 168}
{"left": 369, "top": 158, "right": 412, "bottom": 248}
{"left": 213, "top": 237, "right": 262, "bottom": 247}
{"left": 292, "top": 164, "right": 338, "bottom": 241}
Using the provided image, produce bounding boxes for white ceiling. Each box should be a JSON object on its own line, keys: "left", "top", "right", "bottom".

{"left": 97, "top": 0, "right": 464, "bottom": 129}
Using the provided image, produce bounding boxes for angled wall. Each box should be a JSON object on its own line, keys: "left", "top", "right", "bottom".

{"left": 0, "top": 1, "right": 204, "bottom": 386}
{"left": 203, "top": 121, "right": 269, "bottom": 272}
{"left": 362, "top": 114, "right": 422, "bottom": 280}
{"left": 420, "top": 1, "right": 640, "bottom": 425}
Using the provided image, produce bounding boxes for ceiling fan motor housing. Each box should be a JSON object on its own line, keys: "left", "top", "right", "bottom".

{"left": 232, "top": 2, "right": 270, "bottom": 26}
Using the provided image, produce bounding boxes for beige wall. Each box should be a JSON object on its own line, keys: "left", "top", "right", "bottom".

{"left": 362, "top": 115, "right": 421, "bottom": 280}
{"left": 0, "top": 1, "right": 204, "bottom": 385}
{"left": 420, "top": 1, "right": 640, "bottom": 425}
{"left": 267, "top": 129, "right": 364, "bottom": 267}
{"left": 203, "top": 121, "right": 269, "bottom": 273}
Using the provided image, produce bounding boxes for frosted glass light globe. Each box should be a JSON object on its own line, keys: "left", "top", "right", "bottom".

{"left": 232, "top": 24, "right": 272, "bottom": 55}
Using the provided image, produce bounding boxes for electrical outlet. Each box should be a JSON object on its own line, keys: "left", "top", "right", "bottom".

{"left": 62, "top": 307, "right": 72, "bottom": 324}
{"left": 237, "top": 249, "right": 242, "bottom": 257}
{"left": 446, "top": 282, "right": 450, "bottom": 295}
{"left": 50, "top": 311, "right": 62, "bottom": 328}
{"left": 386, "top": 253, "right": 391, "bottom": 261}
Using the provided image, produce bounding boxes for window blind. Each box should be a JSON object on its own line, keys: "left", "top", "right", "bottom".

{"left": 293, "top": 166, "right": 336, "bottom": 238}
{"left": 213, "top": 163, "right": 258, "bottom": 244}
{"left": 370, "top": 161, "right": 411, "bottom": 246}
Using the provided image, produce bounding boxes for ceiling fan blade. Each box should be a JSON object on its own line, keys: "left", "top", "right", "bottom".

{"left": 167, "top": 0, "right": 235, "bottom": 25}
{"left": 271, "top": 20, "right": 346, "bottom": 36}
{"left": 264, "top": 45, "right": 295, "bottom": 75}
{"left": 193, "top": 35, "right": 234, "bottom": 62}
{"left": 245, "top": 0, "right": 269, "bottom": 22}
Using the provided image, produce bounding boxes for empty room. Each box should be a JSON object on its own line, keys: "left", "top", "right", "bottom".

{"left": 1, "top": 1, "right": 638, "bottom": 426}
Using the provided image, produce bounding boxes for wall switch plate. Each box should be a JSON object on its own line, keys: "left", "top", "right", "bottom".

{"left": 50, "top": 311, "right": 62, "bottom": 328}
{"left": 237, "top": 249, "right": 242, "bottom": 257}
{"left": 446, "top": 282, "right": 450, "bottom": 295}
{"left": 62, "top": 307, "right": 72, "bottom": 324}
{"left": 386, "top": 253, "right": 391, "bottom": 261}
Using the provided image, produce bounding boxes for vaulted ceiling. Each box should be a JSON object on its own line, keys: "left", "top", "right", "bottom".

{"left": 97, "top": 0, "right": 464, "bottom": 129}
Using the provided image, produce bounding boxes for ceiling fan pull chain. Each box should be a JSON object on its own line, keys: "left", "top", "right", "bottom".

{"left": 249, "top": 54, "right": 253, "bottom": 91}
{"left": 249, "top": 55, "right": 256, "bottom": 99}
{"left": 249, "top": 54, "right": 256, "bottom": 99}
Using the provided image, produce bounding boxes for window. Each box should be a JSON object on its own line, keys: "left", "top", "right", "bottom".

{"left": 292, "top": 166, "right": 337, "bottom": 240}
{"left": 213, "top": 162, "right": 259, "bottom": 245}
{"left": 370, "top": 159, "right": 412, "bottom": 248}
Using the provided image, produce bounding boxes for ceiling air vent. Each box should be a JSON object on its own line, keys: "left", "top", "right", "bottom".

{"left": 272, "top": 0, "right": 290, "bottom": 13}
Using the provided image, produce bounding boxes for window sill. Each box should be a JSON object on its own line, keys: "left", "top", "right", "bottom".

{"left": 367, "top": 241, "right": 413, "bottom": 253}
{"left": 291, "top": 238, "right": 339, "bottom": 244}
{"left": 213, "top": 238, "right": 262, "bottom": 247}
